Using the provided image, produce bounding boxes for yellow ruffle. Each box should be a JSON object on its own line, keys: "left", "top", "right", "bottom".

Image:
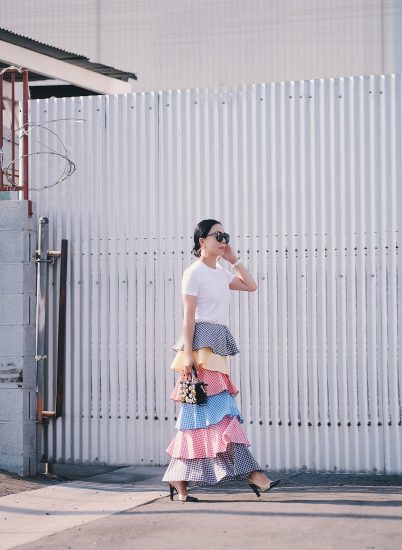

{"left": 169, "top": 347, "right": 229, "bottom": 375}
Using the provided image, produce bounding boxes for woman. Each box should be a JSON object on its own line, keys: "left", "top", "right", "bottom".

{"left": 162, "top": 219, "right": 281, "bottom": 501}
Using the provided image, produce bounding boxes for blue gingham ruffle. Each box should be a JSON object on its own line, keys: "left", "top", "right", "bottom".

{"left": 175, "top": 391, "right": 243, "bottom": 430}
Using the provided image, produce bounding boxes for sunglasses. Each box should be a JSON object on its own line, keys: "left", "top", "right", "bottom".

{"left": 206, "top": 231, "right": 230, "bottom": 244}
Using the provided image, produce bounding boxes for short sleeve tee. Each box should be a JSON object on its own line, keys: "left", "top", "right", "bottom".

{"left": 181, "top": 259, "right": 236, "bottom": 327}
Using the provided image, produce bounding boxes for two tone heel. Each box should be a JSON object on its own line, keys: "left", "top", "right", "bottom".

{"left": 248, "top": 479, "right": 281, "bottom": 497}
{"left": 178, "top": 494, "right": 199, "bottom": 502}
{"left": 169, "top": 483, "right": 178, "bottom": 501}
{"left": 168, "top": 483, "right": 199, "bottom": 502}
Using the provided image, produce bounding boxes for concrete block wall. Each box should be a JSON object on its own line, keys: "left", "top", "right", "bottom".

{"left": 0, "top": 200, "right": 37, "bottom": 476}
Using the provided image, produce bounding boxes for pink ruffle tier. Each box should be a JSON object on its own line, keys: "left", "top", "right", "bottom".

{"left": 170, "top": 367, "right": 239, "bottom": 402}
{"left": 166, "top": 415, "right": 250, "bottom": 459}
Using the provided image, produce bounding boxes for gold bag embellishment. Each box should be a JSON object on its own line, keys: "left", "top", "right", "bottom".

{"left": 178, "top": 367, "right": 208, "bottom": 405}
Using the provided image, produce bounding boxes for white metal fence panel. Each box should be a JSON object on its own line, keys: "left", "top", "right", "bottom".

{"left": 29, "top": 74, "right": 402, "bottom": 473}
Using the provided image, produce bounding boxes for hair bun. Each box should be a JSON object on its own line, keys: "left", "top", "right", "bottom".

{"left": 191, "top": 243, "right": 201, "bottom": 257}
{"left": 191, "top": 218, "right": 221, "bottom": 258}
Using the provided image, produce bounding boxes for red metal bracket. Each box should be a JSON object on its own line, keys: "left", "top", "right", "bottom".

{"left": 0, "top": 66, "right": 30, "bottom": 216}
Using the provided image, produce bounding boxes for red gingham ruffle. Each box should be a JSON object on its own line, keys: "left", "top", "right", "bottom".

{"left": 170, "top": 367, "right": 239, "bottom": 402}
{"left": 166, "top": 415, "right": 250, "bottom": 459}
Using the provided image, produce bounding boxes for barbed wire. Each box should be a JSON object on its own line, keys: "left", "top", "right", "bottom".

{"left": 0, "top": 118, "right": 85, "bottom": 191}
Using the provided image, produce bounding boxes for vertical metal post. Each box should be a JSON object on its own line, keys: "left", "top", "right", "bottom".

{"left": 11, "top": 71, "right": 15, "bottom": 183}
{"left": 35, "top": 217, "right": 49, "bottom": 463}
{"left": 0, "top": 74, "right": 3, "bottom": 187}
{"left": 22, "top": 68, "right": 31, "bottom": 216}
{"left": 56, "top": 239, "right": 68, "bottom": 418}
{"left": 0, "top": 67, "right": 31, "bottom": 214}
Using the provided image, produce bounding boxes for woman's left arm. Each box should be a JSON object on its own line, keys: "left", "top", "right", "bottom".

{"left": 222, "top": 245, "right": 257, "bottom": 292}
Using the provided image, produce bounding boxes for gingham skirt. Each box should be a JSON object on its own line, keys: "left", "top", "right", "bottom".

{"left": 162, "top": 322, "right": 262, "bottom": 487}
{"left": 172, "top": 321, "right": 240, "bottom": 356}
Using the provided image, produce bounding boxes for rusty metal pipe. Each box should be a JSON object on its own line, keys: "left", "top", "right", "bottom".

{"left": 11, "top": 71, "right": 15, "bottom": 183}
{"left": 0, "top": 74, "right": 3, "bottom": 188}
{"left": 22, "top": 68, "right": 29, "bottom": 202}
{"left": 56, "top": 239, "right": 68, "bottom": 418}
{"left": 42, "top": 411, "right": 56, "bottom": 418}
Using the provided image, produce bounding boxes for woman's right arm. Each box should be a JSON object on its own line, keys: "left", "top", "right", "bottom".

{"left": 182, "top": 295, "right": 197, "bottom": 376}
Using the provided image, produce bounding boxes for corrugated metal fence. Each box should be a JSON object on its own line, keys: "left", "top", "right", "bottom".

{"left": 30, "top": 74, "right": 402, "bottom": 473}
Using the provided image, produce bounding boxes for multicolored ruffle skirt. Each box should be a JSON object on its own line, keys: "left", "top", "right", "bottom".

{"left": 162, "top": 322, "right": 262, "bottom": 487}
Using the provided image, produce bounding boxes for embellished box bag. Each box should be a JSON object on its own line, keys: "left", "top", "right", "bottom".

{"left": 178, "top": 366, "right": 208, "bottom": 405}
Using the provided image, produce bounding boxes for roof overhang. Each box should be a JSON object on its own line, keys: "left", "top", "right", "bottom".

{"left": 0, "top": 39, "right": 132, "bottom": 95}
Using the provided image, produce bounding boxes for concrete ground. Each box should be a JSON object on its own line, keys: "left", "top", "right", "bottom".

{"left": 0, "top": 466, "right": 401, "bottom": 550}
{"left": 0, "top": 465, "right": 117, "bottom": 497}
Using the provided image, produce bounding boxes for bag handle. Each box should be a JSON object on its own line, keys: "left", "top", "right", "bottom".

{"left": 180, "top": 365, "right": 198, "bottom": 381}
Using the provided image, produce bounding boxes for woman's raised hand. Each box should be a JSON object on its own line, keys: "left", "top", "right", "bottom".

{"left": 221, "top": 244, "right": 237, "bottom": 264}
{"left": 182, "top": 353, "right": 195, "bottom": 378}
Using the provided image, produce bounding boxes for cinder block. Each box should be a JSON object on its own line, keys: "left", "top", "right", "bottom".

{"left": 0, "top": 388, "right": 37, "bottom": 476}
{"left": 0, "top": 294, "right": 33, "bottom": 325}
{"left": 23, "top": 419, "right": 36, "bottom": 454}
{"left": 0, "top": 452, "right": 36, "bottom": 476}
{"left": 0, "top": 326, "right": 21, "bottom": 356}
{"left": 4, "top": 294, "right": 35, "bottom": 326}
{"left": 0, "top": 230, "right": 34, "bottom": 263}
{"left": 0, "top": 263, "right": 35, "bottom": 294}
{"left": 0, "top": 420, "right": 23, "bottom": 454}
{"left": 0, "top": 388, "right": 24, "bottom": 420}
{"left": 0, "top": 356, "right": 36, "bottom": 387}
{"left": 0, "top": 325, "right": 35, "bottom": 356}
{"left": 0, "top": 357, "right": 23, "bottom": 385}
{"left": 0, "top": 202, "right": 38, "bottom": 477}
{"left": 22, "top": 357, "right": 37, "bottom": 388}
{"left": 23, "top": 326, "right": 36, "bottom": 356}
{"left": 23, "top": 453, "right": 37, "bottom": 476}
{"left": 0, "top": 263, "right": 23, "bottom": 293}
{"left": 27, "top": 388, "right": 37, "bottom": 420}
{"left": 0, "top": 454, "right": 24, "bottom": 476}
{"left": 0, "top": 387, "right": 36, "bottom": 420}
{"left": 0, "top": 295, "right": 24, "bottom": 325}
{"left": 0, "top": 201, "right": 35, "bottom": 231}
{"left": 24, "top": 263, "right": 37, "bottom": 295}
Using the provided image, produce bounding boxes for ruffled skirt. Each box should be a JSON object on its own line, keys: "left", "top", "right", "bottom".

{"left": 162, "top": 322, "right": 262, "bottom": 487}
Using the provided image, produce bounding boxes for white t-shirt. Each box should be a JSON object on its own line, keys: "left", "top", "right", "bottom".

{"left": 181, "top": 259, "right": 236, "bottom": 327}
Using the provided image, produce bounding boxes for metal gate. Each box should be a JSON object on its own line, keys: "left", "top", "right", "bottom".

{"left": 29, "top": 74, "right": 402, "bottom": 473}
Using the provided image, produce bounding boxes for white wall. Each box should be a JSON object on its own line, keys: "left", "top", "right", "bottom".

{"left": 1, "top": 0, "right": 402, "bottom": 91}
{"left": 29, "top": 74, "right": 402, "bottom": 473}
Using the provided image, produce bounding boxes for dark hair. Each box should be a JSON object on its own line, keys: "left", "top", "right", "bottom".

{"left": 191, "top": 219, "right": 222, "bottom": 257}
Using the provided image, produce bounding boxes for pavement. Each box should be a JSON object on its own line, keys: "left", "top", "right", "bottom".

{"left": 0, "top": 466, "right": 401, "bottom": 550}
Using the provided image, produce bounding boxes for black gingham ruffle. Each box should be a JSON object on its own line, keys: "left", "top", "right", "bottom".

{"left": 172, "top": 321, "right": 239, "bottom": 356}
{"left": 162, "top": 443, "right": 262, "bottom": 487}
